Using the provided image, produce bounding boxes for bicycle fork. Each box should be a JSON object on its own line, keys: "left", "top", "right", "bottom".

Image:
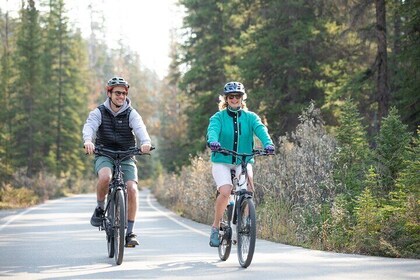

{"left": 101, "top": 188, "right": 114, "bottom": 235}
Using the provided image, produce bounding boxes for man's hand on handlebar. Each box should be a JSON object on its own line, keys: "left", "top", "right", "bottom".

{"left": 140, "top": 143, "right": 152, "bottom": 154}
{"left": 84, "top": 141, "right": 95, "bottom": 155}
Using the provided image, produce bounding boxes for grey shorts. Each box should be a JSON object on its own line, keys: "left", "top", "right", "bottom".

{"left": 94, "top": 156, "right": 138, "bottom": 183}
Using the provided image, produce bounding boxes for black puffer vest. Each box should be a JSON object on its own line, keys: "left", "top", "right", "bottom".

{"left": 95, "top": 104, "right": 135, "bottom": 150}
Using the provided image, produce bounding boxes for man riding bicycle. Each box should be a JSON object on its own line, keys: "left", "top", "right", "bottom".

{"left": 83, "top": 76, "right": 152, "bottom": 247}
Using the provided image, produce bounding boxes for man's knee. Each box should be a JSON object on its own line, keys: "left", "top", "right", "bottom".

{"left": 126, "top": 181, "right": 138, "bottom": 196}
{"left": 97, "top": 168, "right": 112, "bottom": 186}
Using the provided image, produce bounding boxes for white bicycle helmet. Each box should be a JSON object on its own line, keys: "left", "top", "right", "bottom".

{"left": 107, "top": 76, "right": 130, "bottom": 91}
{"left": 223, "top": 81, "right": 245, "bottom": 95}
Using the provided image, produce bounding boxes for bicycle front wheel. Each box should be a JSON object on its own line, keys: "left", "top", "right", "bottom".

{"left": 237, "top": 198, "right": 256, "bottom": 268}
{"left": 218, "top": 205, "right": 232, "bottom": 261}
{"left": 105, "top": 210, "right": 115, "bottom": 258}
{"left": 114, "top": 189, "right": 126, "bottom": 265}
{"left": 106, "top": 197, "right": 114, "bottom": 258}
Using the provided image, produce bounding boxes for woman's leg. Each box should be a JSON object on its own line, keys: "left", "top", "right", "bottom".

{"left": 212, "top": 184, "right": 232, "bottom": 228}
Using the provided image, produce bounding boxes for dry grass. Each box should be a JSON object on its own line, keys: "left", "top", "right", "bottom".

{"left": 153, "top": 154, "right": 215, "bottom": 224}
{"left": 0, "top": 183, "right": 40, "bottom": 209}
{"left": 0, "top": 169, "right": 96, "bottom": 209}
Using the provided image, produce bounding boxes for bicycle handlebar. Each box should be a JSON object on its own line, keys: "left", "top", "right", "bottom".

{"left": 215, "top": 147, "right": 274, "bottom": 157}
{"left": 94, "top": 146, "right": 155, "bottom": 161}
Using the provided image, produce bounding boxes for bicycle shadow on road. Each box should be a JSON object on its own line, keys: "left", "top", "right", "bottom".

{"left": 22, "top": 258, "right": 248, "bottom": 280}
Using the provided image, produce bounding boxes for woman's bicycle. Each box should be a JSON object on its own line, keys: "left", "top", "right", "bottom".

{"left": 94, "top": 146, "right": 153, "bottom": 265}
{"left": 213, "top": 147, "right": 274, "bottom": 268}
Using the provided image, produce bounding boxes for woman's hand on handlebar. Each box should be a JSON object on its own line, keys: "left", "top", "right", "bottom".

{"left": 264, "top": 144, "right": 275, "bottom": 154}
{"left": 208, "top": 141, "right": 221, "bottom": 151}
{"left": 84, "top": 141, "right": 95, "bottom": 155}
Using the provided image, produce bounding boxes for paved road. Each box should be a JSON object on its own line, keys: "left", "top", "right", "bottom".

{"left": 0, "top": 188, "right": 419, "bottom": 280}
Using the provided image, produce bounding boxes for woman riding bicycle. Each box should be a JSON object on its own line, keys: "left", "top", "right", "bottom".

{"left": 206, "top": 81, "right": 275, "bottom": 247}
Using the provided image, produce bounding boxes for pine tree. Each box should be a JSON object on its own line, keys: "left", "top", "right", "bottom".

{"left": 390, "top": 0, "right": 420, "bottom": 132}
{"left": 375, "top": 107, "right": 411, "bottom": 194}
{"left": 334, "top": 98, "right": 371, "bottom": 197}
{"left": 41, "top": 0, "right": 89, "bottom": 178}
{"left": 353, "top": 180, "right": 381, "bottom": 254}
{"left": 158, "top": 34, "right": 190, "bottom": 172}
{"left": 0, "top": 9, "right": 16, "bottom": 181}
{"left": 240, "top": 0, "right": 327, "bottom": 138}
{"left": 392, "top": 128, "right": 420, "bottom": 257}
{"left": 178, "top": 0, "right": 229, "bottom": 153}
{"left": 12, "top": 0, "right": 44, "bottom": 177}
{"left": 395, "top": 128, "right": 420, "bottom": 196}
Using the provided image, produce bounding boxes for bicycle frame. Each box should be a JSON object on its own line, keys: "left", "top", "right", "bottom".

{"left": 103, "top": 154, "right": 129, "bottom": 233}
{"left": 218, "top": 149, "right": 263, "bottom": 239}
{"left": 94, "top": 146, "right": 153, "bottom": 265}
{"left": 214, "top": 147, "right": 273, "bottom": 268}
{"left": 96, "top": 148, "right": 135, "bottom": 230}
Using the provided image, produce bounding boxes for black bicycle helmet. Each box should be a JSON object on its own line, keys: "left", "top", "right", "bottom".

{"left": 223, "top": 81, "right": 245, "bottom": 95}
{"left": 107, "top": 76, "right": 130, "bottom": 90}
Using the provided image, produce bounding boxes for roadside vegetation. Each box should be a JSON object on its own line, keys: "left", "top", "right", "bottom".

{"left": 152, "top": 103, "right": 419, "bottom": 258}
{"left": 0, "top": 172, "right": 95, "bottom": 209}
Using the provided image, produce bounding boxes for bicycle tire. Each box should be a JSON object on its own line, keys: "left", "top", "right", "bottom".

{"left": 237, "top": 198, "right": 256, "bottom": 268}
{"left": 114, "top": 189, "right": 126, "bottom": 265}
{"left": 218, "top": 205, "right": 232, "bottom": 261}
{"left": 106, "top": 197, "right": 115, "bottom": 258}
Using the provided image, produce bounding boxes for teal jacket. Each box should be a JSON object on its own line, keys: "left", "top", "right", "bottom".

{"left": 207, "top": 108, "right": 273, "bottom": 165}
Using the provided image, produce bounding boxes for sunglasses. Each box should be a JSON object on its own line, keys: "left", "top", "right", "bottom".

{"left": 227, "top": 95, "right": 242, "bottom": 100}
{"left": 112, "top": 91, "right": 128, "bottom": 96}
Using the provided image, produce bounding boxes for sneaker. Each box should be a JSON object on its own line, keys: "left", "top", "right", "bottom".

{"left": 209, "top": 227, "right": 220, "bottom": 247}
{"left": 125, "top": 233, "right": 140, "bottom": 247}
{"left": 90, "top": 207, "right": 104, "bottom": 227}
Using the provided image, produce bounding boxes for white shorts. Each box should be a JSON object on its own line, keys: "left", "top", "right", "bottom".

{"left": 212, "top": 163, "right": 253, "bottom": 189}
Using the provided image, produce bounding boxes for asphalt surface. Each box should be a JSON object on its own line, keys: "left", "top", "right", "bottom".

{"left": 0, "top": 188, "right": 419, "bottom": 280}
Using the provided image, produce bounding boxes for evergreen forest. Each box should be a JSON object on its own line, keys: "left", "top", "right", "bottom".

{"left": 0, "top": 0, "right": 418, "bottom": 258}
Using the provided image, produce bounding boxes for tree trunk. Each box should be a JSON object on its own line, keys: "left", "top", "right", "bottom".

{"left": 375, "top": 0, "right": 389, "bottom": 129}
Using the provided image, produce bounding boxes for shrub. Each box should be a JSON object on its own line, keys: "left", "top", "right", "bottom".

{"left": 254, "top": 102, "right": 337, "bottom": 246}
{"left": 353, "top": 187, "right": 382, "bottom": 254}
{"left": 0, "top": 183, "right": 40, "bottom": 209}
{"left": 152, "top": 153, "right": 214, "bottom": 224}
{"left": 12, "top": 169, "right": 65, "bottom": 200}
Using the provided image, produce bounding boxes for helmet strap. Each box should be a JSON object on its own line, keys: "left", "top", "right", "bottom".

{"left": 228, "top": 105, "right": 241, "bottom": 112}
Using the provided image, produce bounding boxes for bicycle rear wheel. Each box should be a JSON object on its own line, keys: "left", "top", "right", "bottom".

{"left": 218, "top": 205, "right": 232, "bottom": 261}
{"left": 114, "top": 189, "right": 126, "bottom": 265}
{"left": 237, "top": 198, "right": 256, "bottom": 268}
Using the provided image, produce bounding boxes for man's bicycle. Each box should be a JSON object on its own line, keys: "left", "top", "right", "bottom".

{"left": 94, "top": 146, "right": 153, "bottom": 265}
{"left": 213, "top": 148, "right": 274, "bottom": 268}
